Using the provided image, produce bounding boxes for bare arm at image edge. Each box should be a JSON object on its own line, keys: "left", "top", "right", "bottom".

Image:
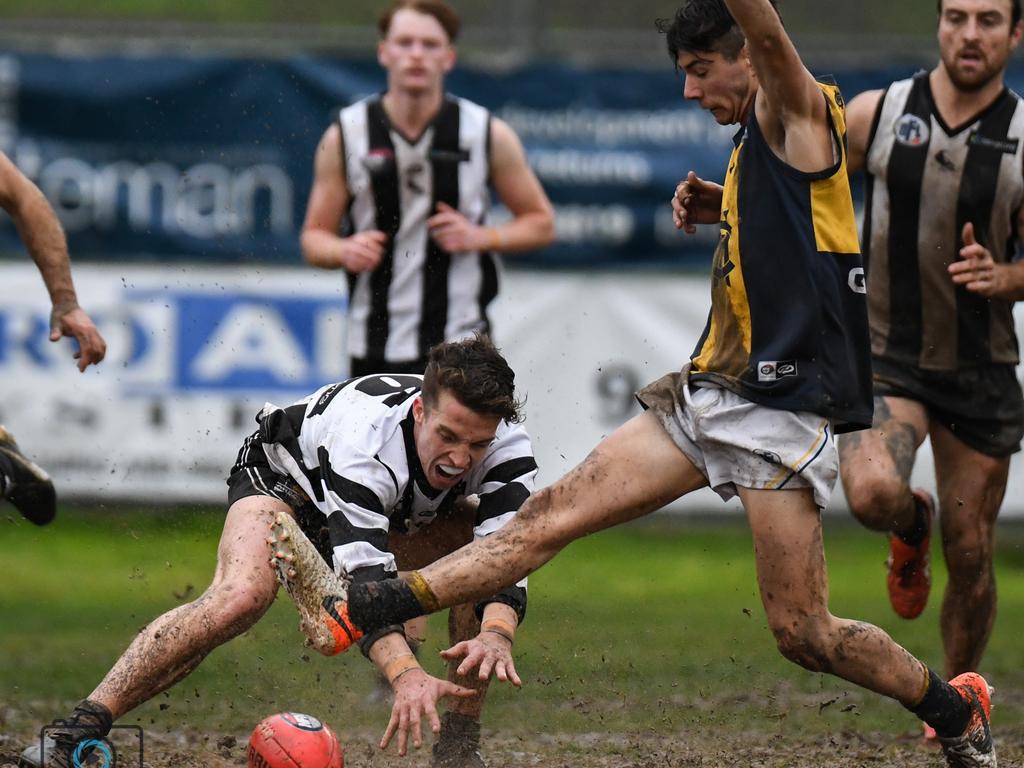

{"left": 0, "top": 152, "right": 106, "bottom": 371}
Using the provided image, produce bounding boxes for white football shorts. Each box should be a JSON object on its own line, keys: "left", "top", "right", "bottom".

{"left": 637, "top": 367, "right": 838, "bottom": 509}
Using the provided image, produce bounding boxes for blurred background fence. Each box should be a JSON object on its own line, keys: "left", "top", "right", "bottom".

{"left": 1, "top": 0, "right": 1023, "bottom": 512}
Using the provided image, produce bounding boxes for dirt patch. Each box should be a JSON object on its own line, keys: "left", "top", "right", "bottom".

{"left": 3, "top": 726, "right": 1023, "bottom": 768}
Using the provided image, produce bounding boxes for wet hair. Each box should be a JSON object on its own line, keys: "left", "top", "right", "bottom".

{"left": 657, "top": 0, "right": 781, "bottom": 63}
{"left": 422, "top": 334, "right": 523, "bottom": 423}
{"left": 378, "top": 0, "right": 460, "bottom": 42}
{"left": 936, "top": 0, "right": 1022, "bottom": 27}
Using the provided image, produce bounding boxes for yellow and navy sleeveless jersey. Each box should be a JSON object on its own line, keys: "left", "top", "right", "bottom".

{"left": 864, "top": 72, "right": 1024, "bottom": 370}
{"left": 690, "top": 81, "right": 873, "bottom": 433}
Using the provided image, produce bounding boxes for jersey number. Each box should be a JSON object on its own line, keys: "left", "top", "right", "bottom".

{"left": 353, "top": 374, "right": 422, "bottom": 407}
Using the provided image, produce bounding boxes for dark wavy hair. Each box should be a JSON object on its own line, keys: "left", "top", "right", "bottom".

{"left": 657, "top": 0, "right": 781, "bottom": 63}
{"left": 937, "top": 0, "right": 1021, "bottom": 27}
{"left": 422, "top": 334, "right": 523, "bottom": 424}
{"left": 378, "top": 0, "right": 460, "bottom": 42}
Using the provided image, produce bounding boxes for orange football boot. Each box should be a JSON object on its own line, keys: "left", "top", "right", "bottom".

{"left": 887, "top": 489, "right": 934, "bottom": 619}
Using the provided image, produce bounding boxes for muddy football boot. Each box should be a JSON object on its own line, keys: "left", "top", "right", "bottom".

{"left": 0, "top": 425, "right": 56, "bottom": 526}
{"left": 939, "top": 673, "right": 996, "bottom": 768}
{"left": 18, "top": 700, "right": 113, "bottom": 768}
{"left": 431, "top": 713, "right": 485, "bottom": 768}
{"left": 887, "top": 488, "right": 934, "bottom": 619}
{"left": 269, "top": 511, "right": 362, "bottom": 655}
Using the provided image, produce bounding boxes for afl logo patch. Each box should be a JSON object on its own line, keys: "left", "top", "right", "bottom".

{"left": 894, "top": 114, "right": 930, "bottom": 147}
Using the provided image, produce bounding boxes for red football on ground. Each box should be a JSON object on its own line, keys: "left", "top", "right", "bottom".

{"left": 247, "top": 712, "right": 343, "bottom": 768}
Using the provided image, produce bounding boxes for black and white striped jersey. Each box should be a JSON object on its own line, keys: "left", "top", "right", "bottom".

{"left": 256, "top": 373, "right": 536, "bottom": 592}
{"left": 339, "top": 94, "right": 498, "bottom": 364}
{"left": 864, "top": 72, "right": 1024, "bottom": 369}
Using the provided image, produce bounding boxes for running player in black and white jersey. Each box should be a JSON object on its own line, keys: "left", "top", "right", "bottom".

{"left": 839, "top": 0, "right": 1024, "bottom": 742}
{"left": 270, "top": 3, "right": 999, "bottom": 766}
{"left": 301, "top": 0, "right": 554, "bottom": 378}
{"left": 20, "top": 336, "right": 535, "bottom": 768}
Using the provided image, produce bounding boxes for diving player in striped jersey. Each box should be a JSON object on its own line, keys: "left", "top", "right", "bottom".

{"left": 20, "top": 336, "right": 535, "bottom": 768}
{"left": 269, "top": 2, "right": 998, "bottom": 766}
{"left": 839, "top": 0, "right": 1024, "bottom": 745}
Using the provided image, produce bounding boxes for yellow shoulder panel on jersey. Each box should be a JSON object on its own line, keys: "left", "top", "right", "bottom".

{"left": 810, "top": 83, "right": 859, "bottom": 256}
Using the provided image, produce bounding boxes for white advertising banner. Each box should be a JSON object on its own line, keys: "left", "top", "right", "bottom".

{"left": 1, "top": 263, "right": 1022, "bottom": 516}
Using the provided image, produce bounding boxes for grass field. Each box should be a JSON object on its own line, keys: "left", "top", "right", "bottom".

{"left": 2, "top": 506, "right": 1023, "bottom": 766}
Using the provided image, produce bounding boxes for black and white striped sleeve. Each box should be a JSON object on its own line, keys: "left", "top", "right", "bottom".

{"left": 473, "top": 424, "right": 537, "bottom": 537}
{"left": 315, "top": 442, "right": 400, "bottom": 583}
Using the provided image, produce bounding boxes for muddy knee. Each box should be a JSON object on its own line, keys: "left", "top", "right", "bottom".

{"left": 207, "top": 579, "right": 276, "bottom": 632}
{"left": 770, "top": 619, "right": 833, "bottom": 674}
{"left": 845, "top": 479, "right": 909, "bottom": 531}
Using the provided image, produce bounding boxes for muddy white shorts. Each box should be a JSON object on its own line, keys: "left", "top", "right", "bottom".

{"left": 636, "top": 368, "right": 838, "bottom": 509}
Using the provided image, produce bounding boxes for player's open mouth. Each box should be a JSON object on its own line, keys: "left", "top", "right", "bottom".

{"left": 436, "top": 464, "right": 463, "bottom": 479}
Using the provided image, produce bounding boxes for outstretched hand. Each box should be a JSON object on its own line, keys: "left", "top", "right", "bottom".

{"left": 441, "top": 630, "right": 522, "bottom": 688}
{"left": 949, "top": 222, "right": 1003, "bottom": 297}
{"left": 50, "top": 303, "right": 107, "bottom": 372}
{"left": 671, "top": 171, "right": 724, "bottom": 234}
{"left": 380, "top": 669, "right": 477, "bottom": 756}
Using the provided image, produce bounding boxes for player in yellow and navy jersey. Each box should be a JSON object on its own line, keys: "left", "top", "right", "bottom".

{"left": 264, "top": 2, "right": 998, "bottom": 764}
{"left": 689, "top": 79, "right": 872, "bottom": 430}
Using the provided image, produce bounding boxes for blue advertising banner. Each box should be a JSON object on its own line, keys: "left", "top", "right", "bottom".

{"left": 0, "top": 51, "right": 1017, "bottom": 269}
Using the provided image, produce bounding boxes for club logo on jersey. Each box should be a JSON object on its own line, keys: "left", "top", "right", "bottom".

{"left": 894, "top": 114, "right": 930, "bottom": 147}
{"left": 758, "top": 360, "right": 798, "bottom": 382}
{"left": 406, "top": 162, "right": 425, "bottom": 194}
{"left": 967, "top": 131, "right": 1020, "bottom": 155}
{"left": 934, "top": 150, "right": 957, "bottom": 171}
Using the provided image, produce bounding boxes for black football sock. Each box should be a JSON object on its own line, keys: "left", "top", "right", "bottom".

{"left": 908, "top": 668, "right": 970, "bottom": 738}
{"left": 896, "top": 495, "right": 929, "bottom": 546}
{"left": 348, "top": 579, "right": 428, "bottom": 635}
{"left": 68, "top": 699, "right": 113, "bottom": 736}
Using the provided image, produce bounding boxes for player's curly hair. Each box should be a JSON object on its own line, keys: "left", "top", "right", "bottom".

{"left": 422, "top": 334, "right": 524, "bottom": 424}
{"left": 378, "top": 0, "right": 460, "bottom": 42}
{"left": 657, "top": 0, "right": 781, "bottom": 63}
{"left": 936, "top": 0, "right": 1021, "bottom": 27}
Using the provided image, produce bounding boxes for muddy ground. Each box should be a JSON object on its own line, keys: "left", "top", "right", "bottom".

{"left": 3, "top": 726, "right": 1023, "bottom": 768}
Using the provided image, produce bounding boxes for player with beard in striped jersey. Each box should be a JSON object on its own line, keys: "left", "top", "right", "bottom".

{"left": 839, "top": 2, "right": 1024, "bottom": 748}
{"left": 301, "top": 0, "right": 553, "bottom": 379}
{"left": 20, "top": 336, "right": 535, "bottom": 768}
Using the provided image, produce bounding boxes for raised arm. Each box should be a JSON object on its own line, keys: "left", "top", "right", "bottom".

{"left": 0, "top": 152, "right": 106, "bottom": 371}
{"left": 723, "top": 0, "right": 821, "bottom": 121}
